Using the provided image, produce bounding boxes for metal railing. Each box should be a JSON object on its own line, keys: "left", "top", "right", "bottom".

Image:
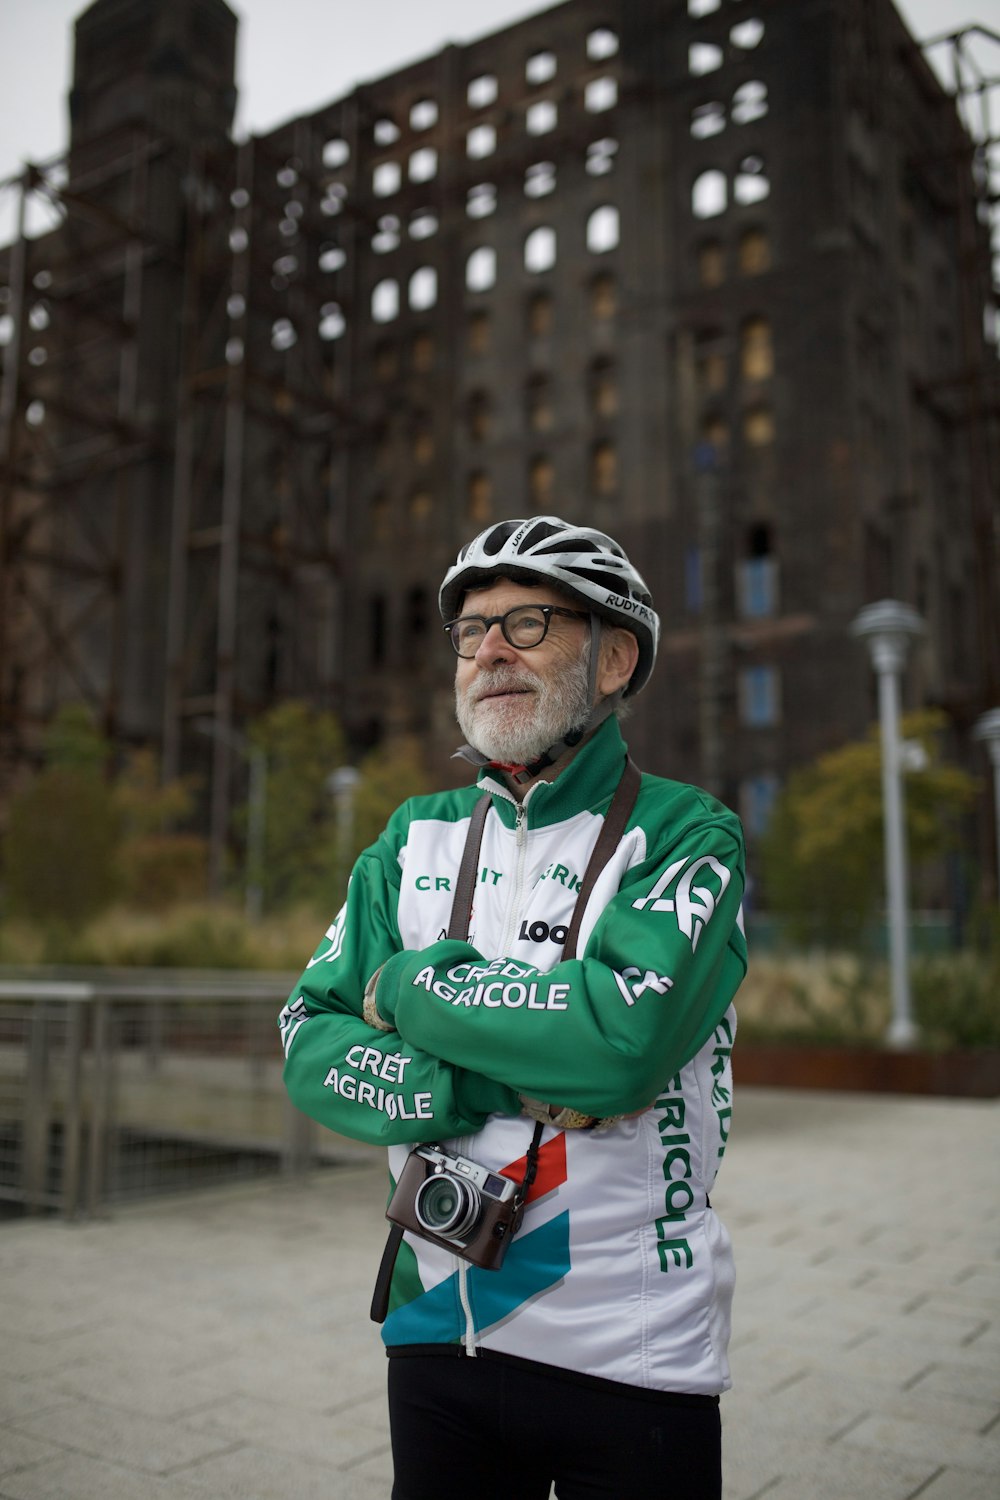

{"left": 0, "top": 970, "right": 361, "bottom": 1218}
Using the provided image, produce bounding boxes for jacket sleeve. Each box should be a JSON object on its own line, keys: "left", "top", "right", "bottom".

{"left": 279, "top": 805, "right": 521, "bottom": 1146}
{"left": 373, "top": 807, "right": 746, "bottom": 1120}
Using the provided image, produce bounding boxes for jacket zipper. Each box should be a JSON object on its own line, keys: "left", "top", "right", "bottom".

{"left": 498, "top": 800, "right": 529, "bottom": 953}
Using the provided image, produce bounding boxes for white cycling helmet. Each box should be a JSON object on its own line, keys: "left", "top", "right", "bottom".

{"left": 439, "top": 515, "right": 660, "bottom": 697}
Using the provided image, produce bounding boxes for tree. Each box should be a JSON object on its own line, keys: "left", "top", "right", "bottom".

{"left": 3, "top": 706, "right": 120, "bottom": 926}
{"left": 760, "top": 710, "right": 978, "bottom": 948}
{"left": 247, "top": 701, "right": 347, "bottom": 909}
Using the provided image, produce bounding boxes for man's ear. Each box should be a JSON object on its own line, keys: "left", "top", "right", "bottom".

{"left": 596, "top": 627, "right": 639, "bottom": 697}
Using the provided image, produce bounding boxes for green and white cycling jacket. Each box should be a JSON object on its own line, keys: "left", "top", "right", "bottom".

{"left": 280, "top": 717, "right": 748, "bottom": 1396}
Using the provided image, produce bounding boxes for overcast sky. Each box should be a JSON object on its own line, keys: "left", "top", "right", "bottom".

{"left": 0, "top": 0, "right": 997, "bottom": 192}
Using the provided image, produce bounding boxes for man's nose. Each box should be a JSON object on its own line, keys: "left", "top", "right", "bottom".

{"left": 474, "top": 621, "right": 514, "bottom": 666}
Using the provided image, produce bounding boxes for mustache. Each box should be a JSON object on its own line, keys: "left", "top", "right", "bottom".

{"left": 466, "top": 666, "right": 539, "bottom": 703}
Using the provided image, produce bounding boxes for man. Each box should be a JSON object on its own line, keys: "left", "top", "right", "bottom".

{"left": 280, "top": 516, "right": 747, "bottom": 1500}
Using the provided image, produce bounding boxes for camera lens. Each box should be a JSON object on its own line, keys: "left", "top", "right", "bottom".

{"left": 415, "top": 1172, "right": 480, "bottom": 1241}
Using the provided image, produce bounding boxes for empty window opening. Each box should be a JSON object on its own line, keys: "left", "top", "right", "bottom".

{"left": 526, "top": 50, "right": 557, "bottom": 84}
{"left": 323, "top": 138, "right": 350, "bottom": 169}
{"left": 586, "top": 138, "right": 618, "bottom": 175}
{"left": 319, "top": 303, "right": 345, "bottom": 340}
{"left": 373, "top": 161, "right": 401, "bottom": 197}
{"left": 467, "top": 246, "right": 497, "bottom": 292}
{"left": 372, "top": 215, "right": 401, "bottom": 253}
{"left": 585, "top": 76, "right": 618, "bottom": 113}
{"left": 691, "top": 101, "right": 726, "bottom": 139}
{"left": 372, "top": 279, "right": 399, "bottom": 323}
{"left": 374, "top": 118, "right": 400, "bottom": 146}
{"left": 693, "top": 169, "right": 727, "bottom": 218}
{"left": 527, "top": 100, "right": 558, "bottom": 135}
{"left": 731, "top": 18, "right": 765, "bottom": 50}
{"left": 319, "top": 244, "right": 346, "bottom": 272}
{"left": 409, "top": 148, "right": 437, "bottom": 183}
{"left": 409, "top": 210, "right": 438, "bottom": 239}
{"left": 587, "top": 28, "right": 619, "bottom": 60}
{"left": 689, "top": 0, "right": 720, "bottom": 15}
{"left": 734, "top": 155, "right": 770, "bottom": 204}
{"left": 525, "top": 162, "right": 557, "bottom": 197}
{"left": 467, "top": 123, "right": 497, "bottom": 159}
{"left": 525, "top": 226, "right": 557, "bottom": 273}
{"left": 409, "top": 266, "right": 438, "bottom": 311}
{"left": 467, "top": 182, "right": 497, "bottom": 218}
{"left": 587, "top": 204, "right": 620, "bottom": 254}
{"left": 410, "top": 98, "right": 438, "bottom": 131}
{"left": 467, "top": 74, "right": 498, "bottom": 108}
{"left": 689, "top": 43, "right": 723, "bottom": 75}
{"left": 590, "top": 358, "right": 618, "bottom": 418}
{"left": 412, "top": 419, "right": 434, "bottom": 464}
{"left": 732, "top": 80, "right": 768, "bottom": 124}
{"left": 271, "top": 317, "right": 296, "bottom": 351}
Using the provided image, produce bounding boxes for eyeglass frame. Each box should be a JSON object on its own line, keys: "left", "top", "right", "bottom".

{"left": 444, "top": 603, "right": 591, "bottom": 658}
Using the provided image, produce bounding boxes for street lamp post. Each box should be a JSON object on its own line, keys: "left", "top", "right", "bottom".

{"left": 850, "top": 600, "right": 925, "bottom": 1048}
{"left": 973, "top": 708, "right": 1000, "bottom": 899}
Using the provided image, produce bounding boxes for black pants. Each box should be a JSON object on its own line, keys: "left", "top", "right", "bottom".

{"left": 387, "top": 1352, "right": 722, "bottom": 1500}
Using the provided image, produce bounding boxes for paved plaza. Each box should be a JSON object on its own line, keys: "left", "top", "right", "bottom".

{"left": 1, "top": 1086, "right": 998, "bottom": 1499}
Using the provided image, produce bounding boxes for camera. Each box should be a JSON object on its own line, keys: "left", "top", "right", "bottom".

{"left": 386, "top": 1144, "right": 526, "bottom": 1271}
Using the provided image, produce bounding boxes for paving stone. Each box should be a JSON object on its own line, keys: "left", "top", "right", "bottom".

{"left": 842, "top": 1412, "right": 1000, "bottom": 1476}
{"left": 9, "top": 1399, "right": 239, "bottom": 1477}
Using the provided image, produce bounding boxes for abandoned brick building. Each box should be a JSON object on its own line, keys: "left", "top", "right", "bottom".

{"left": 0, "top": 0, "right": 997, "bottom": 885}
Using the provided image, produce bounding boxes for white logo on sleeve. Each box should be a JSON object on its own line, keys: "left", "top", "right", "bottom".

{"left": 631, "top": 856, "right": 731, "bottom": 951}
{"left": 306, "top": 902, "right": 348, "bottom": 968}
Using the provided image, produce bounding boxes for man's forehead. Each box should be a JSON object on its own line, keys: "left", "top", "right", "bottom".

{"left": 460, "top": 576, "right": 578, "bottom": 612}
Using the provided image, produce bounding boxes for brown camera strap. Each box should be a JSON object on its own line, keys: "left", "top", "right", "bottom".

{"left": 370, "top": 753, "right": 642, "bottom": 1325}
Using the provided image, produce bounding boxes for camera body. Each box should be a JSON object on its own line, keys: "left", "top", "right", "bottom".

{"left": 386, "top": 1143, "right": 525, "bottom": 1271}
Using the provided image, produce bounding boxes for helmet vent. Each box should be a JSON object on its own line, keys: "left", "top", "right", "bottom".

{"left": 483, "top": 521, "right": 521, "bottom": 556}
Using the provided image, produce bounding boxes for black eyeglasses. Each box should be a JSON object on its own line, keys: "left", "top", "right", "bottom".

{"left": 444, "top": 603, "right": 590, "bottom": 658}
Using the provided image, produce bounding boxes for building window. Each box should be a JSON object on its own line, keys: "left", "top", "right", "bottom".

{"left": 738, "top": 228, "right": 771, "bottom": 274}
{"left": 587, "top": 28, "right": 619, "bottom": 60}
{"left": 467, "top": 390, "right": 492, "bottom": 441}
{"left": 372, "top": 215, "right": 400, "bottom": 253}
{"left": 740, "top": 316, "right": 773, "bottom": 381}
{"left": 698, "top": 240, "right": 725, "bottom": 287}
{"left": 589, "top": 357, "right": 618, "bottom": 417}
{"left": 689, "top": 43, "right": 723, "bottom": 75}
{"left": 691, "top": 101, "right": 726, "bottom": 139}
{"left": 318, "top": 303, "right": 345, "bottom": 341}
{"left": 525, "top": 161, "right": 557, "bottom": 197}
{"left": 526, "top": 50, "right": 557, "bottom": 85}
{"left": 407, "top": 586, "right": 430, "bottom": 636}
{"left": 323, "top": 137, "right": 349, "bottom": 169}
{"left": 743, "top": 405, "right": 775, "bottom": 446}
{"left": 410, "top": 99, "right": 438, "bottom": 131}
{"left": 525, "top": 226, "right": 557, "bottom": 273}
{"left": 409, "top": 267, "right": 437, "bottom": 311}
{"left": 693, "top": 169, "right": 727, "bottom": 218}
{"left": 737, "top": 524, "right": 779, "bottom": 617}
{"left": 585, "top": 76, "right": 618, "bottom": 113}
{"left": 373, "top": 118, "right": 400, "bottom": 146}
{"left": 467, "top": 183, "right": 497, "bottom": 218}
{"left": 527, "top": 291, "right": 554, "bottom": 337}
{"left": 529, "top": 455, "right": 555, "bottom": 508}
{"left": 409, "top": 489, "right": 433, "bottom": 524}
{"left": 371, "top": 279, "right": 399, "bottom": 323}
{"left": 373, "top": 161, "right": 401, "bottom": 197}
{"left": 689, "top": 0, "right": 720, "bottom": 15}
{"left": 591, "top": 440, "right": 617, "bottom": 495}
{"left": 590, "top": 272, "right": 616, "bottom": 319}
{"left": 731, "top": 18, "right": 765, "bottom": 51}
{"left": 412, "top": 419, "right": 434, "bottom": 465}
{"left": 468, "top": 310, "right": 491, "bottom": 354}
{"left": 467, "top": 74, "right": 498, "bottom": 108}
{"left": 409, "top": 148, "right": 438, "bottom": 183}
{"left": 732, "top": 80, "right": 768, "bottom": 124}
{"left": 740, "top": 774, "right": 779, "bottom": 838}
{"left": 739, "top": 665, "right": 780, "bottom": 726}
{"left": 409, "top": 210, "right": 438, "bottom": 240}
{"left": 374, "top": 341, "right": 398, "bottom": 380}
{"left": 467, "top": 124, "right": 497, "bottom": 159}
{"left": 734, "top": 156, "right": 770, "bottom": 205}
{"left": 526, "top": 373, "right": 554, "bottom": 433}
{"left": 587, "top": 204, "right": 620, "bottom": 254}
{"left": 468, "top": 471, "right": 493, "bottom": 522}
{"left": 467, "top": 246, "right": 497, "bottom": 292}
{"left": 684, "top": 545, "right": 703, "bottom": 613}
{"left": 586, "top": 137, "right": 618, "bottom": 175}
{"left": 412, "top": 332, "right": 434, "bottom": 371}
{"left": 527, "top": 100, "right": 558, "bottom": 135}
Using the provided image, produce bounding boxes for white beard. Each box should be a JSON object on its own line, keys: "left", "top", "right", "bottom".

{"left": 455, "top": 649, "right": 592, "bottom": 765}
